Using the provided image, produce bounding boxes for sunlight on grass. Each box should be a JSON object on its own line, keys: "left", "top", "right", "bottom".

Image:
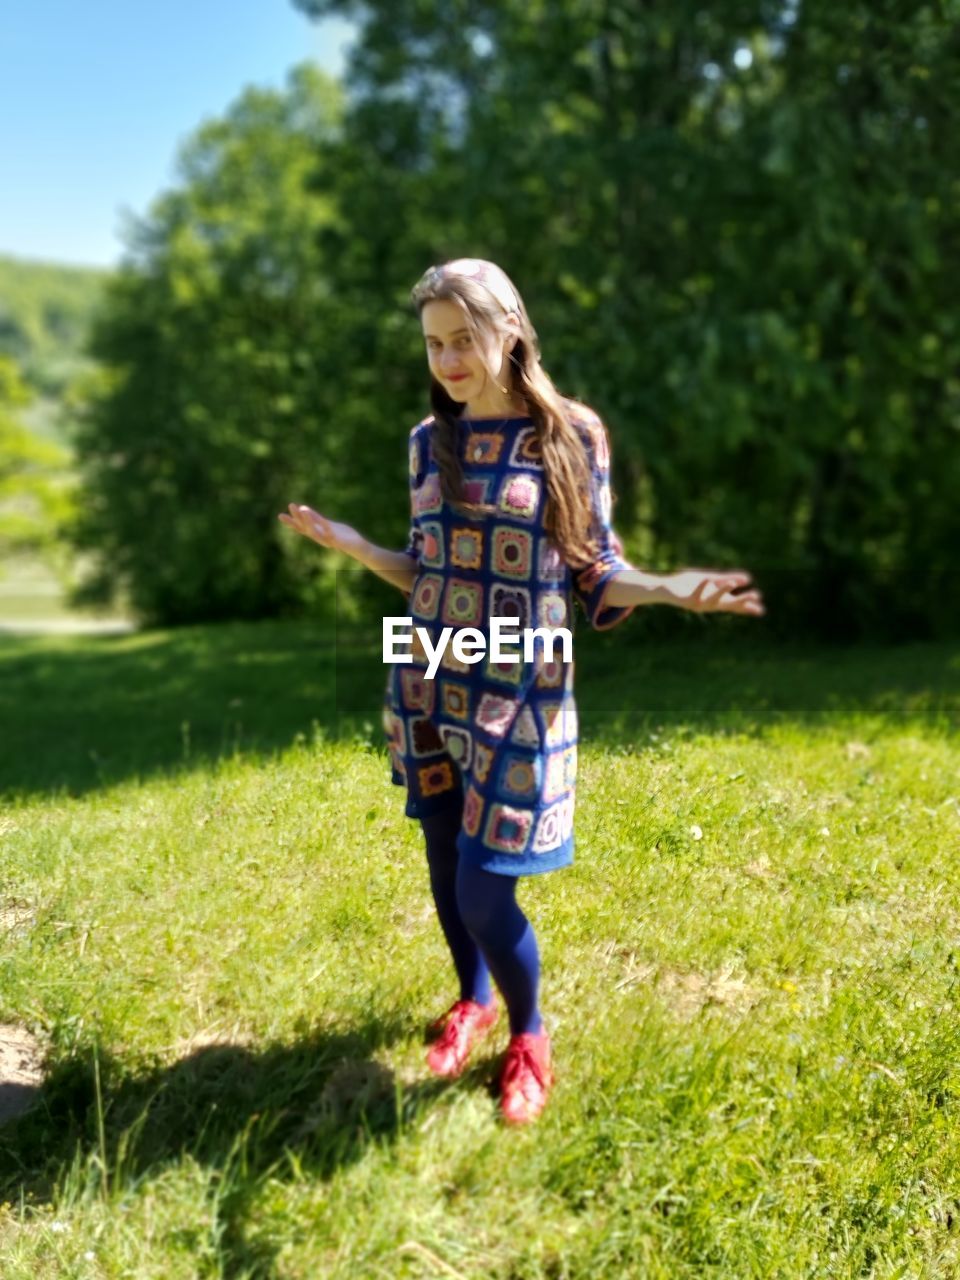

{"left": 0, "top": 625, "right": 958, "bottom": 1277}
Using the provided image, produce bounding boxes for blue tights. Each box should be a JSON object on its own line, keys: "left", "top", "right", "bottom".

{"left": 421, "top": 805, "right": 543, "bottom": 1036}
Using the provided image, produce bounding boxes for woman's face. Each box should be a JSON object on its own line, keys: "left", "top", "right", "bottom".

{"left": 420, "top": 298, "right": 508, "bottom": 403}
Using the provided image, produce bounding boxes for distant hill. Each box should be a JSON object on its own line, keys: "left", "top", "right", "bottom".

{"left": 0, "top": 254, "right": 113, "bottom": 400}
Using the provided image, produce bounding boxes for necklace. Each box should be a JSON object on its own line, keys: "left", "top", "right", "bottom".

{"left": 463, "top": 418, "right": 505, "bottom": 461}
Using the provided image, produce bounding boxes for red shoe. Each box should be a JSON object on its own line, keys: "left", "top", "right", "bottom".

{"left": 426, "top": 998, "right": 499, "bottom": 1078}
{"left": 500, "top": 1030, "right": 553, "bottom": 1125}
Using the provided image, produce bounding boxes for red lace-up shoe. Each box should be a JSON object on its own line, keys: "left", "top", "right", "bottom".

{"left": 499, "top": 1029, "right": 553, "bottom": 1125}
{"left": 426, "top": 998, "right": 499, "bottom": 1078}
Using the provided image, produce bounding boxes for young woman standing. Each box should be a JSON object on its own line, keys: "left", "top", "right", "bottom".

{"left": 280, "top": 258, "right": 765, "bottom": 1124}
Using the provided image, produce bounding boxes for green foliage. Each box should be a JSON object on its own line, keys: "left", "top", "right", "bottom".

{"left": 0, "top": 357, "right": 76, "bottom": 572}
{"left": 63, "top": 2, "right": 960, "bottom": 635}
{"left": 0, "top": 255, "right": 109, "bottom": 396}
{"left": 65, "top": 66, "right": 347, "bottom": 624}
{"left": 291, "top": 0, "right": 960, "bottom": 640}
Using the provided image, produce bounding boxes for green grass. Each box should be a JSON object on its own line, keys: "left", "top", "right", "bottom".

{"left": 0, "top": 559, "right": 73, "bottom": 627}
{"left": 0, "top": 555, "right": 130, "bottom": 628}
{"left": 0, "top": 620, "right": 958, "bottom": 1277}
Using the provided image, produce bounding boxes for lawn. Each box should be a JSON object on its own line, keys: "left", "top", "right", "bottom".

{"left": 0, "top": 616, "right": 958, "bottom": 1278}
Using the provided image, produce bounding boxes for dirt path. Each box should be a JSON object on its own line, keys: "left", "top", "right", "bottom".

{"left": 0, "top": 1023, "right": 45, "bottom": 1125}
{"left": 0, "top": 619, "right": 136, "bottom": 636}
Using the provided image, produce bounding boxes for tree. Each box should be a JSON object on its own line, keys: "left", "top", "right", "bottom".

{"left": 293, "top": 0, "right": 960, "bottom": 639}
{"left": 66, "top": 1, "right": 960, "bottom": 636}
{"left": 0, "top": 357, "right": 74, "bottom": 573}
{"left": 65, "top": 65, "right": 347, "bottom": 624}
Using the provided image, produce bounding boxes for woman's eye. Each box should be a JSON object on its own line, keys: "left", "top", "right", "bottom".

{"left": 426, "top": 337, "right": 472, "bottom": 352}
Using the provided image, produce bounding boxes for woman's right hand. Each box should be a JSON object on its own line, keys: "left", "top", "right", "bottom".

{"left": 278, "top": 503, "right": 365, "bottom": 556}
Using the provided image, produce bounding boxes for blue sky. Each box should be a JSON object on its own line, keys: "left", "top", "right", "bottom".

{"left": 1, "top": 1, "right": 354, "bottom": 269}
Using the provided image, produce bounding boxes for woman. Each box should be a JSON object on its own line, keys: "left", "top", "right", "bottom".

{"left": 280, "top": 258, "right": 764, "bottom": 1124}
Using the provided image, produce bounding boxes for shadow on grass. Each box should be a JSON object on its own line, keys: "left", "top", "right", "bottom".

{"left": 1, "top": 610, "right": 958, "bottom": 803}
{"left": 0, "top": 617, "right": 340, "bottom": 802}
{"left": 0, "top": 1010, "right": 470, "bottom": 1277}
{"left": 577, "top": 626, "right": 960, "bottom": 747}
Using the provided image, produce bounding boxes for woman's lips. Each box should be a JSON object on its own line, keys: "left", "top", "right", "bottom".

{"left": 447, "top": 373, "right": 469, "bottom": 382}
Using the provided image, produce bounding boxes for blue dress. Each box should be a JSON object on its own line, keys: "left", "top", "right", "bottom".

{"left": 382, "top": 400, "right": 635, "bottom": 877}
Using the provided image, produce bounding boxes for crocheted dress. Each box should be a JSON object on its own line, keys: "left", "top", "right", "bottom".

{"left": 382, "top": 402, "right": 635, "bottom": 876}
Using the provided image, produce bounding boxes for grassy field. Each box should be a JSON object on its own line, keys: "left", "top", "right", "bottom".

{"left": 0, "top": 555, "right": 133, "bottom": 632}
{"left": 0, "top": 618, "right": 958, "bottom": 1278}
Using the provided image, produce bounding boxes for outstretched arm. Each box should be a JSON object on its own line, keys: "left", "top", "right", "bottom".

{"left": 602, "top": 566, "right": 765, "bottom": 616}
{"left": 278, "top": 504, "right": 416, "bottom": 595}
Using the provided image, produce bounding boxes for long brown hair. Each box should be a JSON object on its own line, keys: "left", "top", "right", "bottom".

{"left": 411, "top": 260, "right": 602, "bottom": 569}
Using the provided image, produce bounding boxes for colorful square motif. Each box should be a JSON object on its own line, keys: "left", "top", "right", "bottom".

{"left": 473, "top": 743, "right": 494, "bottom": 783}
{"left": 440, "top": 724, "right": 472, "bottom": 769}
{"left": 440, "top": 643, "right": 472, "bottom": 675}
{"left": 411, "top": 573, "right": 443, "bottom": 621}
{"left": 442, "top": 579, "right": 484, "bottom": 626}
{"left": 498, "top": 752, "right": 541, "bottom": 800}
{"left": 482, "top": 802, "right": 533, "bottom": 855}
{"left": 532, "top": 803, "right": 564, "bottom": 853}
{"left": 475, "top": 692, "right": 519, "bottom": 738}
{"left": 382, "top": 706, "right": 406, "bottom": 756}
{"left": 543, "top": 751, "right": 566, "bottom": 802}
{"left": 419, "top": 520, "right": 444, "bottom": 568}
{"left": 440, "top": 681, "right": 470, "bottom": 722}
{"left": 483, "top": 652, "right": 524, "bottom": 687}
{"left": 410, "top": 716, "right": 444, "bottom": 757}
{"left": 510, "top": 705, "right": 540, "bottom": 748}
{"left": 498, "top": 475, "right": 540, "bottom": 521}
{"left": 400, "top": 668, "right": 435, "bottom": 715}
{"left": 409, "top": 435, "right": 422, "bottom": 479}
{"left": 539, "top": 702, "right": 565, "bottom": 749}
{"left": 414, "top": 471, "right": 442, "bottom": 515}
{"left": 406, "top": 526, "right": 424, "bottom": 562}
{"left": 418, "top": 760, "right": 457, "bottom": 798}
{"left": 535, "top": 656, "right": 564, "bottom": 688}
{"left": 508, "top": 429, "right": 544, "bottom": 469}
{"left": 490, "top": 584, "right": 531, "bottom": 632}
{"left": 563, "top": 744, "right": 578, "bottom": 788}
{"left": 492, "top": 527, "right": 533, "bottom": 579}
{"left": 463, "top": 476, "right": 494, "bottom": 504}
{"left": 538, "top": 591, "right": 568, "bottom": 629}
{"left": 450, "top": 527, "right": 483, "bottom": 570}
{"left": 463, "top": 784, "right": 484, "bottom": 837}
{"left": 463, "top": 433, "right": 503, "bottom": 465}
{"left": 537, "top": 538, "right": 564, "bottom": 582}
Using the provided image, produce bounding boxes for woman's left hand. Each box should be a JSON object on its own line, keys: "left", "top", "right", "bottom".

{"left": 665, "top": 568, "right": 766, "bottom": 617}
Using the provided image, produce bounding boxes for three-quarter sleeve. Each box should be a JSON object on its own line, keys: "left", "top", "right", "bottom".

{"left": 569, "top": 410, "right": 636, "bottom": 631}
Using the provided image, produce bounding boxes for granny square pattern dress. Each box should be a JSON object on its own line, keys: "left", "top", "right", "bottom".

{"left": 382, "top": 401, "right": 635, "bottom": 877}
